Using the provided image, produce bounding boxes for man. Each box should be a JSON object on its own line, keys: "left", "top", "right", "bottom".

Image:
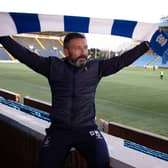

{"left": 0, "top": 33, "right": 150, "bottom": 168}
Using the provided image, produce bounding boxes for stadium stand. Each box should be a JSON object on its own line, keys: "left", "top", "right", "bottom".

{"left": 0, "top": 47, "right": 14, "bottom": 60}
{"left": 131, "top": 53, "right": 168, "bottom": 68}
{"left": 13, "top": 36, "right": 42, "bottom": 49}
{"left": 152, "top": 56, "right": 168, "bottom": 67}
{"left": 0, "top": 34, "right": 66, "bottom": 61}
{"left": 38, "top": 38, "right": 62, "bottom": 49}
{"left": 6, "top": 34, "right": 65, "bottom": 59}
{"left": 24, "top": 96, "right": 51, "bottom": 113}
{"left": 0, "top": 89, "right": 168, "bottom": 168}
{"left": 131, "top": 54, "right": 155, "bottom": 67}
{"left": 37, "top": 38, "right": 64, "bottom": 58}
{"left": 0, "top": 88, "right": 20, "bottom": 101}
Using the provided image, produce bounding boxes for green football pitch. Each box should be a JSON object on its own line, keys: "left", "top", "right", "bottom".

{"left": 0, "top": 62, "right": 168, "bottom": 137}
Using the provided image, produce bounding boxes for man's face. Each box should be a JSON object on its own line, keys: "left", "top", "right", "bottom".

{"left": 64, "top": 38, "right": 88, "bottom": 67}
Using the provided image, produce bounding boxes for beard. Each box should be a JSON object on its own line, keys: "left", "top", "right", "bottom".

{"left": 69, "top": 55, "right": 88, "bottom": 67}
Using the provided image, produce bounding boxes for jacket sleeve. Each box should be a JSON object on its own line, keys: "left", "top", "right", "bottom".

{"left": 99, "top": 41, "right": 150, "bottom": 77}
{"left": 0, "top": 36, "right": 50, "bottom": 77}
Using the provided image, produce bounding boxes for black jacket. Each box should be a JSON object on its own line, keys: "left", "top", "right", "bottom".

{"left": 0, "top": 37, "right": 149, "bottom": 129}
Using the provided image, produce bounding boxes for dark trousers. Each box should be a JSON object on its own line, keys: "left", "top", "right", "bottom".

{"left": 38, "top": 128, "right": 110, "bottom": 168}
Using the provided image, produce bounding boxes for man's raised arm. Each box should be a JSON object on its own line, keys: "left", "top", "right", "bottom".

{"left": 99, "top": 41, "right": 150, "bottom": 76}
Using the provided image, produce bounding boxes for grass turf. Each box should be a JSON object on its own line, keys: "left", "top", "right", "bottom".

{"left": 0, "top": 63, "right": 168, "bottom": 137}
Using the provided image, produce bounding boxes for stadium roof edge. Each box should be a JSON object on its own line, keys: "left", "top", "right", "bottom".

{"left": 12, "top": 31, "right": 68, "bottom": 39}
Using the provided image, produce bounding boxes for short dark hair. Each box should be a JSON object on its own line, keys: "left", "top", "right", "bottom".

{"left": 63, "top": 32, "right": 86, "bottom": 48}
